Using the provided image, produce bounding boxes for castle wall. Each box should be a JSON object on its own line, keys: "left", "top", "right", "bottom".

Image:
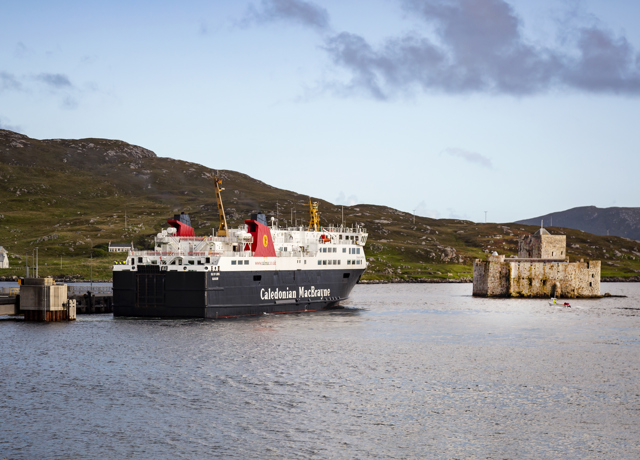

{"left": 473, "top": 258, "right": 510, "bottom": 297}
{"left": 539, "top": 235, "right": 567, "bottom": 259}
{"left": 473, "top": 259, "right": 600, "bottom": 298}
{"left": 518, "top": 235, "right": 566, "bottom": 260}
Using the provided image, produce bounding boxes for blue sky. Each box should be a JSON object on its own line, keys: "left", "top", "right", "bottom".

{"left": 2, "top": 0, "right": 639, "bottom": 223}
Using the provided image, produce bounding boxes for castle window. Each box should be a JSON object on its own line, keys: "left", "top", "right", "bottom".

{"left": 590, "top": 282, "right": 593, "bottom": 287}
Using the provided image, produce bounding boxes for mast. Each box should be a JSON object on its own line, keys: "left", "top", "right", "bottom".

{"left": 308, "top": 198, "right": 319, "bottom": 232}
{"left": 213, "top": 174, "right": 228, "bottom": 237}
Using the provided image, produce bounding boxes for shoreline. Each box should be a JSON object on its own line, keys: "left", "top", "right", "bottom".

{"left": 1, "top": 276, "right": 639, "bottom": 284}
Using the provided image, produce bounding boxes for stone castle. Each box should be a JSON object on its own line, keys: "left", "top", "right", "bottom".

{"left": 473, "top": 228, "right": 601, "bottom": 298}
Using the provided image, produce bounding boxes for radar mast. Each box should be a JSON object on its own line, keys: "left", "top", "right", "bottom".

{"left": 213, "top": 174, "right": 228, "bottom": 237}
{"left": 308, "top": 198, "right": 319, "bottom": 232}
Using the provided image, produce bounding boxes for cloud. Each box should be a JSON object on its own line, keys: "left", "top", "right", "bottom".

{"left": 244, "top": 0, "right": 330, "bottom": 30}
{"left": 414, "top": 201, "right": 440, "bottom": 218}
{"left": 0, "top": 116, "right": 22, "bottom": 132}
{"left": 14, "top": 42, "right": 31, "bottom": 59}
{"left": 443, "top": 147, "right": 493, "bottom": 168}
{"left": 35, "top": 73, "right": 73, "bottom": 89}
{"left": 322, "top": 0, "right": 640, "bottom": 97}
{"left": 0, "top": 72, "right": 22, "bottom": 92}
{"left": 335, "top": 191, "right": 359, "bottom": 206}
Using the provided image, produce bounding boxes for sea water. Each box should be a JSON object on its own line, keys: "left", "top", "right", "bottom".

{"left": 1, "top": 283, "right": 639, "bottom": 459}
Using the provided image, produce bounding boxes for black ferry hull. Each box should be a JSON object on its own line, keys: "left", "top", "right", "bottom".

{"left": 113, "top": 266, "right": 364, "bottom": 319}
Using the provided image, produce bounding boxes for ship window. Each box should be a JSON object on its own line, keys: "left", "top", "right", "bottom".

{"left": 231, "top": 260, "right": 236, "bottom": 265}
{"left": 343, "top": 273, "right": 350, "bottom": 278}
{"left": 343, "top": 248, "right": 346, "bottom": 253}
{"left": 206, "top": 257, "right": 210, "bottom": 263}
{"left": 244, "top": 260, "right": 249, "bottom": 265}
{"left": 188, "top": 260, "right": 195, "bottom": 265}
{"left": 347, "top": 260, "right": 351, "bottom": 265}
{"left": 254, "top": 275, "right": 261, "bottom": 281}
{"left": 323, "top": 260, "right": 327, "bottom": 265}
{"left": 318, "top": 260, "right": 321, "bottom": 265}
{"left": 131, "top": 258, "right": 135, "bottom": 265}
{"left": 357, "top": 248, "right": 360, "bottom": 254}
{"left": 138, "top": 257, "right": 143, "bottom": 263}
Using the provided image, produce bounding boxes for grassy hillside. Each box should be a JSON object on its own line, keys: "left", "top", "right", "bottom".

{"left": 1, "top": 129, "right": 639, "bottom": 281}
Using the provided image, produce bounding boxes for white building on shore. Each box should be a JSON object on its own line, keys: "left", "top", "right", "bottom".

{"left": 0, "top": 247, "right": 9, "bottom": 269}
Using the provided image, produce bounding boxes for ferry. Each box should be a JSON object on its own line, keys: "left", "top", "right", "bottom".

{"left": 112, "top": 176, "right": 368, "bottom": 318}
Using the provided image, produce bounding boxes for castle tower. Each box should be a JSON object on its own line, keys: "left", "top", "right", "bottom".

{"left": 518, "top": 228, "right": 566, "bottom": 260}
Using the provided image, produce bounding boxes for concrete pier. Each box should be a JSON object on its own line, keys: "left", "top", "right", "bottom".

{"left": 20, "top": 278, "right": 76, "bottom": 322}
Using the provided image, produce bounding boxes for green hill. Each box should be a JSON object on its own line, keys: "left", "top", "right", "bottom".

{"left": 1, "top": 129, "right": 639, "bottom": 282}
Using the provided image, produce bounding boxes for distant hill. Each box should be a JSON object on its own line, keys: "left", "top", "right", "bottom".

{"left": 516, "top": 207, "right": 640, "bottom": 242}
{"left": 1, "top": 129, "right": 640, "bottom": 281}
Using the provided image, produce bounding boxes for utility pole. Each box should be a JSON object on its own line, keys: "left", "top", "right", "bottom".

{"left": 88, "top": 239, "right": 93, "bottom": 293}
{"left": 484, "top": 211, "right": 488, "bottom": 223}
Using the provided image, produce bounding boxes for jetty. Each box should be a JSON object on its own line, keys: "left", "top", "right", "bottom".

{"left": 0, "top": 279, "right": 113, "bottom": 320}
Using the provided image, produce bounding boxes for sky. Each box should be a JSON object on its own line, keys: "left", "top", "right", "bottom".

{"left": 1, "top": 0, "right": 639, "bottom": 223}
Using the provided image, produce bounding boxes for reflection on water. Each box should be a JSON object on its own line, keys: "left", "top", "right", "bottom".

{"left": 1, "top": 283, "right": 639, "bottom": 459}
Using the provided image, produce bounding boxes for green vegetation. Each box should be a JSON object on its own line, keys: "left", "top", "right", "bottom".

{"left": 1, "top": 129, "right": 639, "bottom": 281}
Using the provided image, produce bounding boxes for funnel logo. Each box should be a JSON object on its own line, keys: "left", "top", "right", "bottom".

{"left": 262, "top": 235, "right": 268, "bottom": 247}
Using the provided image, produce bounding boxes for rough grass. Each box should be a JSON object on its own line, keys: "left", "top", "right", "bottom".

{"left": 1, "top": 130, "right": 639, "bottom": 281}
